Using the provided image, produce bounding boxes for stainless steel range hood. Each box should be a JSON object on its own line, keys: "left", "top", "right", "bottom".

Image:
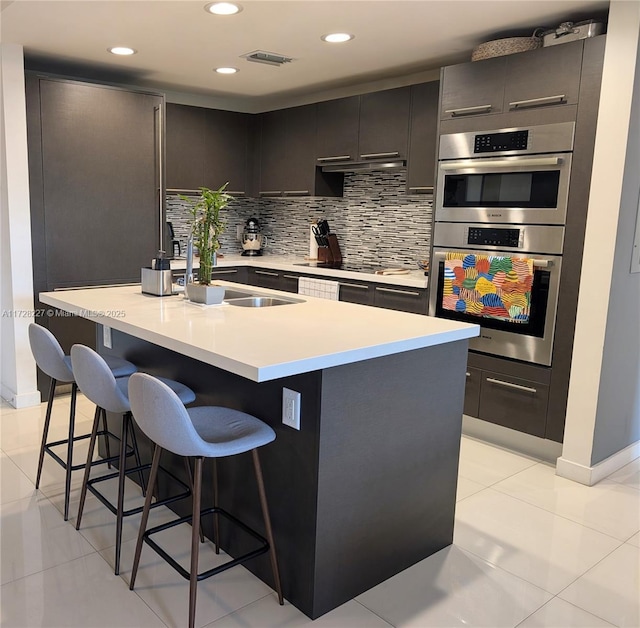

{"left": 321, "top": 159, "right": 406, "bottom": 173}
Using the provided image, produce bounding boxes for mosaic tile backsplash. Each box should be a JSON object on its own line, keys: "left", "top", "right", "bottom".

{"left": 166, "top": 169, "right": 433, "bottom": 269}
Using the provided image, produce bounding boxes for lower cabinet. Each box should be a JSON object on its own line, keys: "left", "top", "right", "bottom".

{"left": 246, "top": 267, "right": 285, "bottom": 290}
{"left": 338, "top": 279, "right": 375, "bottom": 305}
{"left": 373, "top": 285, "right": 428, "bottom": 314}
{"left": 463, "top": 362, "right": 550, "bottom": 438}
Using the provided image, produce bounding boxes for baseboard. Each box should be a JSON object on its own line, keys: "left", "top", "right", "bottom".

{"left": 556, "top": 440, "right": 640, "bottom": 486}
{"left": 462, "top": 415, "right": 563, "bottom": 463}
{"left": 1, "top": 385, "right": 41, "bottom": 409}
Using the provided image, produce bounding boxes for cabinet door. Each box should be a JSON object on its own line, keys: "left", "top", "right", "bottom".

{"left": 210, "top": 267, "right": 245, "bottom": 283}
{"left": 316, "top": 96, "right": 360, "bottom": 163}
{"left": 338, "top": 280, "right": 374, "bottom": 305}
{"left": 374, "top": 285, "right": 428, "bottom": 314}
{"left": 258, "top": 109, "right": 287, "bottom": 195}
{"left": 280, "top": 273, "right": 301, "bottom": 293}
{"left": 203, "top": 109, "right": 250, "bottom": 195}
{"left": 358, "top": 87, "right": 411, "bottom": 160}
{"left": 504, "top": 41, "right": 584, "bottom": 113}
{"left": 407, "top": 81, "right": 439, "bottom": 194}
{"left": 463, "top": 367, "right": 482, "bottom": 417}
{"left": 166, "top": 103, "right": 206, "bottom": 190}
{"left": 440, "top": 56, "right": 506, "bottom": 120}
{"left": 478, "top": 370, "right": 549, "bottom": 437}
{"left": 247, "top": 268, "right": 282, "bottom": 290}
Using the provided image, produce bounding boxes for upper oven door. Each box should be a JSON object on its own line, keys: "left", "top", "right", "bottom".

{"left": 435, "top": 152, "right": 572, "bottom": 225}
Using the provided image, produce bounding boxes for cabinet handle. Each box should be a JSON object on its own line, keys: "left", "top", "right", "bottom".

{"left": 509, "top": 94, "right": 566, "bottom": 109}
{"left": 339, "top": 282, "right": 369, "bottom": 290}
{"left": 211, "top": 269, "right": 238, "bottom": 275}
{"left": 260, "top": 191, "right": 282, "bottom": 197}
{"left": 408, "top": 186, "right": 434, "bottom": 192}
{"left": 283, "top": 274, "right": 299, "bottom": 279}
{"left": 317, "top": 155, "right": 351, "bottom": 162}
{"left": 283, "top": 190, "right": 310, "bottom": 196}
{"left": 166, "top": 188, "right": 200, "bottom": 195}
{"left": 466, "top": 372, "right": 471, "bottom": 377}
{"left": 486, "top": 378, "right": 537, "bottom": 394}
{"left": 444, "top": 104, "right": 492, "bottom": 116}
{"left": 375, "top": 287, "right": 420, "bottom": 296}
{"left": 255, "top": 270, "right": 279, "bottom": 277}
{"left": 227, "top": 190, "right": 245, "bottom": 196}
{"left": 361, "top": 151, "right": 400, "bottom": 159}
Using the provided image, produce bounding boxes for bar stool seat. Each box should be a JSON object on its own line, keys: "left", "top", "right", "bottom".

{"left": 71, "top": 345, "right": 196, "bottom": 575}
{"left": 128, "top": 373, "right": 283, "bottom": 628}
{"left": 28, "top": 323, "right": 137, "bottom": 521}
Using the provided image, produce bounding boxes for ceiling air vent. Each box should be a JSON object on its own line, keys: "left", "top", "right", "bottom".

{"left": 241, "top": 50, "right": 294, "bottom": 67}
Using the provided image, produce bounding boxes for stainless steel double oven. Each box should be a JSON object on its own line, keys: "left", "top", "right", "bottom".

{"left": 429, "top": 122, "right": 575, "bottom": 366}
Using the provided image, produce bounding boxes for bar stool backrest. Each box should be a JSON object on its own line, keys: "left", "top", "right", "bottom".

{"left": 28, "top": 323, "right": 74, "bottom": 383}
{"left": 128, "top": 373, "right": 206, "bottom": 457}
{"left": 70, "top": 344, "right": 130, "bottom": 415}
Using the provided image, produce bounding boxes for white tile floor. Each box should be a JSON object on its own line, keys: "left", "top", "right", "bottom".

{"left": 1, "top": 395, "right": 638, "bottom": 628}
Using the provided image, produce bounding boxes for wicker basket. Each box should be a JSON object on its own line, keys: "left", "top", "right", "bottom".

{"left": 472, "top": 31, "right": 542, "bottom": 61}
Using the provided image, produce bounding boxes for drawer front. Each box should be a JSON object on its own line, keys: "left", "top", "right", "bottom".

{"left": 463, "top": 367, "right": 482, "bottom": 417}
{"left": 374, "top": 285, "right": 428, "bottom": 314}
{"left": 478, "top": 370, "right": 549, "bottom": 437}
{"left": 280, "top": 273, "right": 301, "bottom": 293}
{"left": 339, "top": 280, "right": 374, "bottom": 305}
{"left": 247, "top": 267, "right": 281, "bottom": 290}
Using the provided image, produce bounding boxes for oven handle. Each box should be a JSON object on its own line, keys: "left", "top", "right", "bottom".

{"left": 440, "top": 156, "right": 563, "bottom": 171}
{"left": 532, "top": 259, "right": 554, "bottom": 268}
{"left": 486, "top": 378, "right": 537, "bottom": 394}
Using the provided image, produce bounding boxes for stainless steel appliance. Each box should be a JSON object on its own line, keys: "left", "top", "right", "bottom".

{"left": 429, "top": 223, "right": 563, "bottom": 366}
{"left": 241, "top": 217, "right": 268, "bottom": 256}
{"left": 435, "top": 122, "right": 575, "bottom": 225}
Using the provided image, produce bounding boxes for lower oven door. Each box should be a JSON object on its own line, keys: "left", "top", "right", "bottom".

{"left": 428, "top": 247, "right": 562, "bottom": 366}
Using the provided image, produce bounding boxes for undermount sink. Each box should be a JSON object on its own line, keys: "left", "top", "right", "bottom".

{"left": 222, "top": 289, "right": 255, "bottom": 300}
{"left": 227, "top": 296, "right": 304, "bottom": 308}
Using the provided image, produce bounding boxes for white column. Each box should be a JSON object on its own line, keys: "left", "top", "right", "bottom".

{"left": 558, "top": 1, "right": 640, "bottom": 484}
{"left": 0, "top": 43, "right": 40, "bottom": 408}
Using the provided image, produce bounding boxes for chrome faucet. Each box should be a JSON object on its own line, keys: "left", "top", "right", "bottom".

{"left": 185, "top": 234, "right": 194, "bottom": 286}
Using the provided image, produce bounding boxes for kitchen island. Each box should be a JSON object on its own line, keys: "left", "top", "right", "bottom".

{"left": 40, "top": 283, "right": 478, "bottom": 618}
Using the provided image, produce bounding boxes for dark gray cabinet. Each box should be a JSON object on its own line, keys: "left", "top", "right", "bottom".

{"left": 166, "top": 103, "right": 250, "bottom": 194}
{"left": 406, "top": 81, "right": 439, "bottom": 194}
{"left": 373, "top": 285, "right": 428, "bottom": 314}
{"left": 258, "top": 104, "right": 343, "bottom": 198}
{"left": 338, "top": 279, "right": 375, "bottom": 306}
{"left": 463, "top": 367, "right": 482, "bottom": 417}
{"left": 440, "top": 40, "right": 586, "bottom": 121}
{"left": 358, "top": 87, "right": 411, "bottom": 160}
{"left": 316, "top": 96, "right": 360, "bottom": 164}
{"left": 246, "top": 267, "right": 284, "bottom": 290}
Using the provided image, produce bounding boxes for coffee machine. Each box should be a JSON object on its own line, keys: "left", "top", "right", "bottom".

{"left": 241, "top": 217, "right": 268, "bottom": 256}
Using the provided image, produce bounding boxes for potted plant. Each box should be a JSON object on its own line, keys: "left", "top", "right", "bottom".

{"left": 180, "top": 183, "right": 232, "bottom": 304}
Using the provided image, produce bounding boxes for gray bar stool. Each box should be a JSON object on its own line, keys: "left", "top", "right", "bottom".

{"left": 70, "top": 345, "right": 197, "bottom": 575}
{"left": 28, "top": 323, "right": 137, "bottom": 521}
{"left": 128, "top": 373, "right": 283, "bottom": 628}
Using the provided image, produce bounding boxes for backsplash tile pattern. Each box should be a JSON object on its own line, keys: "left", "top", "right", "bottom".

{"left": 166, "top": 169, "right": 432, "bottom": 268}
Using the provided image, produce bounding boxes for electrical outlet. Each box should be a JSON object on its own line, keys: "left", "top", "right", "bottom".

{"left": 282, "top": 388, "right": 301, "bottom": 430}
{"left": 103, "top": 325, "right": 112, "bottom": 349}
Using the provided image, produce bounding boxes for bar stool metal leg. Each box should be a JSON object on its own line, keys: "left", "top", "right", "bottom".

{"left": 63, "top": 383, "right": 78, "bottom": 520}
{"left": 127, "top": 414, "right": 147, "bottom": 496}
{"left": 76, "top": 406, "right": 102, "bottom": 530}
{"left": 189, "top": 457, "right": 203, "bottom": 628}
{"left": 130, "top": 444, "right": 162, "bottom": 590}
{"left": 183, "top": 458, "right": 205, "bottom": 544}
{"left": 212, "top": 458, "right": 220, "bottom": 554}
{"left": 252, "top": 449, "right": 284, "bottom": 605}
{"left": 114, "top": 412, "right": 129, "bottom": 576}
{"left": 101, "top": 408, "right": 112, "bottom": 469}
{"left": 36, "top": 378, "right": 57, "bottom": 490}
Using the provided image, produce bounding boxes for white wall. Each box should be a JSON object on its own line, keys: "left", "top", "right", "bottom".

{"left": 0, "top": 43, "right": 39, "bottom": 408}
{"left": 558, "top": 0, "right": 640, "bottom": 485}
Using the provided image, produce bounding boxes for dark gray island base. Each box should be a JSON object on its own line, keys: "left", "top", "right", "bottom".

{"left": 100, "top": 328, "right": 468, "bottom": 619}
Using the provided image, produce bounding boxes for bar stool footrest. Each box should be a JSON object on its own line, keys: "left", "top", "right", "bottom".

{"left": 44, "top": 431, "right": 134, "bottom": 471}
{"left": 143, "top": 507, "right": 270, "bottom": 582}
{"left": 87, "top": 464, "right": 191, "bottom": 518}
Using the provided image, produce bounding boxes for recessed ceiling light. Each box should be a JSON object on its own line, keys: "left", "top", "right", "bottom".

{"left": 205, "top": 2, "right": 242, "bottom": 15}
{"left": 107, "top": 46, "right": 137, "bottom": 56}
{"left": 321, "top": 33, "right": 354, "bottom": 44}
{"left": 215, "top": 67, "right": 239, "bottom": 74}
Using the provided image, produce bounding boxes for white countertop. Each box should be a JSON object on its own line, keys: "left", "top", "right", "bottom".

{"left": 40, "top": 283, "right": 477, "bottom": 382}
{"left": 171, "top": 254, "right": 429, "bottom": 289}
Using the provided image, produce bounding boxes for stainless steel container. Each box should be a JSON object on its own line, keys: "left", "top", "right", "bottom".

{"left": 542, "top": 20, "right": 605, "bottom": 47}
{"left": 141, "top": 267, "right": 173, "bottom": 296}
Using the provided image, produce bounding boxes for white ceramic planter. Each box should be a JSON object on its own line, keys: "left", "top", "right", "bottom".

{"left": 186, "top": 283, "right": 225, "bottom": 305}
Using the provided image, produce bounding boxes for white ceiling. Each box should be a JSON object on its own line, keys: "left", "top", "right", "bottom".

{"left": 1, "top": 0, "right": 609, "bottom": 111}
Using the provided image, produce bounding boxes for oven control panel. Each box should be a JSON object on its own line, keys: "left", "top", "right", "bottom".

{"left": 467, "top": 227, "right": 522, "bottom": 248}
{"left": 474, "top": 130, "right": 529, "bottom": 153}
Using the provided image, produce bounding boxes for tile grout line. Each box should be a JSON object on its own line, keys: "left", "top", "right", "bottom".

{"left": 352, "top": 598, "right": 396, "bottom": 627}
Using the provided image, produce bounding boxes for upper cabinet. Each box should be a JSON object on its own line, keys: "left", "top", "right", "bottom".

{"left": 258, "top": 104, "right": 343, "bottom": 197}
{"left": 166, "top": 103, "right": 250, "bottom": 195}
{"left": 440, "top": 40, "right": 585, "bottom": 121}
{"left": 358, "top": 87, "right": 411, "bottom": 160}
{"left": 406, "top": 81, "right": 439, "bottom": 194}
{"left": 316, "top": 96, "right": 360, "bottom": 164}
